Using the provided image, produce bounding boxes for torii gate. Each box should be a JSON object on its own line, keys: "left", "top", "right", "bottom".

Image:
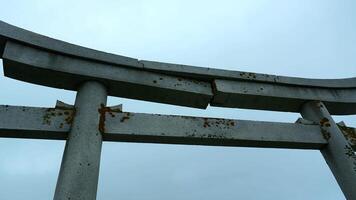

{"left": 0, "top": 21, "right": 355, "bottom": 200}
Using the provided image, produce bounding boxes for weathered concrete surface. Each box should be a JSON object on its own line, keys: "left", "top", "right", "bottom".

{"left": 0, "top": 20, "right": 141, "bottom": 68}
{"left": 1, "top": 20, "right": 355, "bottom": 199}
{"left": 337, "top": 123, "right": 356, "bottom": 150}
{"left": 1, "top": 21, "right": 356, "bottom": 114}
{"left": 0, "top": 20, "right": 355, "bottom": 89}
{"left": 0, "top": 104, "right": 328, "bottom": 149}
{"left": 0, "top": 105, "right": 71, "bottom": 140}
{"left": 2, "top": 41, "right": 213, "bottom": 109}
{"left": 102, "top": 111, "right": 327, "bottom": 149}
{"left": 141, "top": 60, "right": 356, "bottom": 88}
{"left": 212, "top": 79, "right": 356, "bottom": 115}
{"left": 301, "top": 101, "right": 356, "bottom": 200}
{"left": 3, "top": 40, "right": 356, "bottom": 114}
{"left": 54, "top": 82, "right": 107, "bottom": 200}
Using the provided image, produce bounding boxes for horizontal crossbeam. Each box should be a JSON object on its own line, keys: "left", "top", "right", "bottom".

{"left": 0, "top": 105, "right": 331, "bottom": 149}
{"left": 0, "top": 105, "right": 71, "bottom": 140}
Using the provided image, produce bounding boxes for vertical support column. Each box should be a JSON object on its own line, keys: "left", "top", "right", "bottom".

{"left": 54, "top": 81, "right": 107, "bottom": 200}
{"left": 301, "top": 101, "right": 356, "bottom": 200}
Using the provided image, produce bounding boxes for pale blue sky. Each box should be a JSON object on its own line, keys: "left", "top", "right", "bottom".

{"left": 0, "top": 0, "right": 355, "bottom": 199}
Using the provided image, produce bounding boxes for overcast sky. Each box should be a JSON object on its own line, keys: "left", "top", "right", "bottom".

{"left": 0, "top": 0, "right": 355, "bottom": 199}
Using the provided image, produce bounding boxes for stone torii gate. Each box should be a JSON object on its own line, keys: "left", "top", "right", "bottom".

{"left": 0, "top": 21, "right": 355, "bottom": 200}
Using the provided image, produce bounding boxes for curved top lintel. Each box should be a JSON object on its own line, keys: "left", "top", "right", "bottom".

{"left": 0, "top": 20, "right": 355, "bottom": 89}
{"left": 1, "top": 21, "right": 356, "bottom": 115}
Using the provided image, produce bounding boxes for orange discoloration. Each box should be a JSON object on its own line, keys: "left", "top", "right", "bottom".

{"left": 98, "top": 104, "right": 122, "bottom": 133}
{"left": 320, "top": 117, "right": 331, "bottom": 127}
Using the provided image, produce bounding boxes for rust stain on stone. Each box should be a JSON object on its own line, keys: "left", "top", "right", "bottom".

{"left": 202, "top": 118, "right": 236, "bottom": 129}
{"left": 120, "top": 112, "right": 131, "bottom": 123}
{"left": 321, "top": 129, "right": 331, "bottom": 140}
{"left": 239, "top": 72, "right": 257, "bottom": 79}
{"left": 320, "top": 117, "right": 331, "bottom": 127}
{"left": 338, "top": 124, "right": 356, "bottom": 146}
{"left": 344, "top": 145, "right": 355, "bottom": 158}
{"left": 343, "top": 145, "right": 356, "bottom": 172}
{"left": 98, "top": 104, "right": 122, "bottom": 133}
{"left": 64, "top": 110, "right": 75, "bottom": 125}
{"left": 42, "top": 107, "right": 75, "bottom": 126}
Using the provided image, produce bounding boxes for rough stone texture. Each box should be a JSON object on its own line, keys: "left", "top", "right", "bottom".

{"left": 54, "top": 82, "right": 107, "bottom": 200}
{"left": 301, "top": 101, "right": 356, "bottom": 200}
{"left": 141, "top": 60, "right": 356, "bottom": 88}
{"left": 1, "top": 21, "right": 356, "bottom": 114}
{"left": 3, "top": 41, "right": 213, "bottom": 109}
{"left": 0, "top": 104, "right": 328, "bottom": 149}
{"left": 0, "top": 20, "right": 355, "bottom": 89}
{"left": 212, "top": 79, "right": 356, "bottom": 115}
{"left": 0, "top": 105, "right": 71, "bottom": 139}
{"left": 104, "top": 111, "right": 327, "bottom": 149}
{"left": 1, "top": 20, "right": 355, "bottom": 200}
{"left": 0, "top": 20, "right": 141, "bottom": 68}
